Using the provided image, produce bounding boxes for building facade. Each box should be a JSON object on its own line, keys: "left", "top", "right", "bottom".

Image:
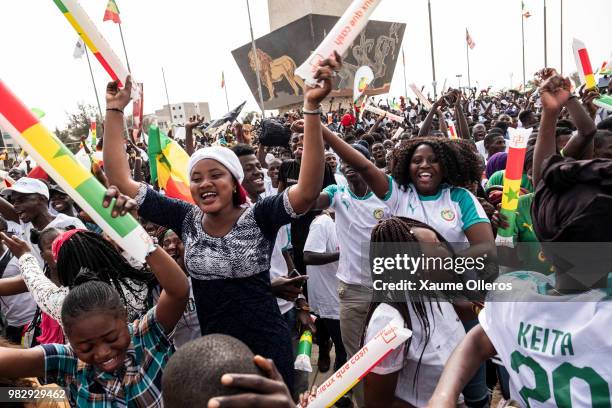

{"left": 150, "top": 102, "right": 211, "bottom": 132}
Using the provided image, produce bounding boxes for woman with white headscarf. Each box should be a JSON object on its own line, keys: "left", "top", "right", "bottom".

{"left": 101, "top": 54, "right": 342, "bottom": 388}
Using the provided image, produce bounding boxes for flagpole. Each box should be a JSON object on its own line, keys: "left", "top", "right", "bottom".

{"left": 543, "top": 0, "right": 548, "bottom": 67}
{"left": 465, "top": 28, "right": 472, "bottom": 90}
{"left": 118, "top": 23, "right": 132, "bottom": 72}
{"left": 427, "top": 0, "right": 437, "bottom": 100}
{"left": 84, "top": 47, "right": 104, "bottom": 121}
{"left": 161, "top": 67, "right": 173, "bottom": 129}
{"left": 224, "top": 79, "right": 230, "bottom": 111}
{"left": 521, "top": 4, "right": 526, "bottom": 88}
{"left": 401, "top": 48, "right": 408, "bottom": 97}
{"left": 246, "top": 0, "right": 266, "bottom": 117}
{"left": 560, "top": 0, "right": 563, "bottom": 74}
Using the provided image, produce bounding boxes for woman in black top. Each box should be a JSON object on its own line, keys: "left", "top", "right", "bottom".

{"left": 102, "top": 54, "right": 341, "bottom": 387}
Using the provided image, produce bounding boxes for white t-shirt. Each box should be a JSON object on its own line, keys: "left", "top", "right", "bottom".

{"left": 0, "top": 253, "right": 37, "bottom": 326}
{"left": 303, "top": 214, "right": 340, "bottom": 319}
{"left": 386, "top": 180, "right": 489, "bottom": 248}
{"left": 269, "top": 224, "right": 294, "bottom": 315}
{"left": 20, "top": 213, "right": 86, "bottom": 266}
{"left": 151, "top": 279, "right": 200, "bottom": 348}
{"left": 366, "top": 303, "right": 465, "bottom": 407}
{"left": 323, "top": 180, "right": 394, "bottom": 286}
{"left": 480, "top": 271, "right": 612, "bottom": 408}
{"left": 475, "top": 140, "right": 487, "bottom": 161}
{"left": 334, "top": 173, "right": 348, "bottom": 187}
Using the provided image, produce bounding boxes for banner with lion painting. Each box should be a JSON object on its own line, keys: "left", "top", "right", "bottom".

{"left": 232, "top": 14, "right": 406, "bottom": 110}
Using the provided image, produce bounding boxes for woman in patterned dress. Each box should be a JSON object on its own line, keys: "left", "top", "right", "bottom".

{"left": 101, "top": 54, "right": 342, "bottom": 387}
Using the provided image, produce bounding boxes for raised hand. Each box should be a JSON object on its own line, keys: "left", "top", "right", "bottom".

{"left": 208, "top": 356, "right": 295, "bottom": 408}
{"left": 102, "top": 185, "right": 139, "bottom": 218}
{"left": 185, "top": 115, "right": 203, "bottom": 130}
{"left": 106, "top": 75, "right": 133, "bottom": 111}
{"left": 538, "top": 70, "right": 572, "bottom": 113}
{"left": 0, "top": 232, "right": 31, "bottom": 259}
{"left": 303, "top": 51, "right": 342, "bottom": 108}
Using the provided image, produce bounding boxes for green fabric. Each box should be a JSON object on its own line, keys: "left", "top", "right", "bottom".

{"left": 487, "top": 170, "right": 534, "bottom": 193}
{"left": 512, "top": 193, "right": 554, "bottom": 274}
{"left": 147, "top": 125, "right": 168, "bottom": 184}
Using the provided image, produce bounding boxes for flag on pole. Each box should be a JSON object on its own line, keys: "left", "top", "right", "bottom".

{"left": 522, "top": 1, "right": 531, "bottom": 18}
{"left": 466, "top": 29, "right": 475, "bottom": 50}
{"left": 0, "top": 79, "right": 153, "bottom": 263}
{"left": 572, "top": 38, "right": 597, "bottom": 90}
{"left": 202, "top": 101, "right": 246, "bottom": 132}
{"left": 103, "top": 0, "right": 121, "bottom": 24}
{"left": 221, "top": 71, "right": 225, "bottom": 89}
{"left": 73, "top": 38, "right": 85, "bottom": 59}
{"left": 147, "top": 125, "right": 193, "bottom": 203}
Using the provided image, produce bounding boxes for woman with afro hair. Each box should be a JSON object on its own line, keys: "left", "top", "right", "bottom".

{"left": 321, "top": 128, "right": 495, "bottom": 258}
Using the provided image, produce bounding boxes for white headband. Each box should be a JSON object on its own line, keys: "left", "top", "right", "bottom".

{"left": 187, "top": 146, "right": 244, "bottom": 184}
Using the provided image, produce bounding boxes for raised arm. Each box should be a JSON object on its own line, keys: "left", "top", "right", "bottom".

{"left": 144, "top": 246, "right": 190, "bottom": 333}
{"left": 533, "top": 71, "right": 570, "bottom": 186}
{"left": 418, "top": 99, "right": 443, "bottom": 137}
{"left": 103, "top": 77, "right": 141, "bottom": 198}
{"left": 0, "top": 234, "right": 66, "bottom": 322}
{"left": 454, "top": 91, "right": 471, "bottom": 141}
{"left": 287, "top": 53, "right": 341, "bottom": 215}
{"left": 185, "top": 116, "right": 202, "bottom": 156}
{"left": 561, "top": 88, "right": 599, "bottom": 159}
{"left": 0, "top": 198, "right": 18, "bottom": 223}
{"left": 427, "top": 325, "right": 496, "bottom": 408}
{"left": 321, "top": 127, "right": 389, "bottom": 199}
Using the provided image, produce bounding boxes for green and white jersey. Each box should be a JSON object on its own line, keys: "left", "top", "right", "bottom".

{"left": 387, "top": 180, "right": 490, "bottom": 246}
{"left": 480, "top": 271, "right": 612, "bottom": 407}
{"left": 323, "top": 180, "right": 394, "bottom": 286}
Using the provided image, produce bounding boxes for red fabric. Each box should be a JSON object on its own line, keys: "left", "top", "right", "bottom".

{"left": 51, "top": 229, "right": 86, "bottom": 262}
{"left": 36, "top": 313, "right": 65, "bottom": 344}
{"left": 27, "top": 166, "right": 48, "bottom": 180}
{"left": 341, "top": 113, "right": 355, "bottom": 127}
{"left": 237, "top": 184, "right": 248, "bottom": 205}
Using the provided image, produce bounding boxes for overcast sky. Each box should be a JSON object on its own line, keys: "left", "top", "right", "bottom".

{"left": 1, "top": 0, "right": 611, "bottom": 129}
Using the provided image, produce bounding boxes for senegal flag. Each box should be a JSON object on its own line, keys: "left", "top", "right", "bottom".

{"left": 103, "top": 0, "right": 121, "bottom": 24}
{"left": 147, "top": 125, "right": 193, "bottom": 203}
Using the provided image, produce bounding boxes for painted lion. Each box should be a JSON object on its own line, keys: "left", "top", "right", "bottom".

{"left": 248, "top": 48, "right": 304, "bottom": 100}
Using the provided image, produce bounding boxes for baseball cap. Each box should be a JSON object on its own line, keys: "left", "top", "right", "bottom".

{"left": 4, "top": 177, "right": 50, "bottom": 200}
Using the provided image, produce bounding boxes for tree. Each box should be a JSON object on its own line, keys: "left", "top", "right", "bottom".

{"left": 55, "top": 103, "right": 103, "bottom": 153}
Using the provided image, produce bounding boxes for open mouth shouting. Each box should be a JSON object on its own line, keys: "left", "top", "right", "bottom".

{"left": 200, "top": 191, "right": 218, "bottom": 205}
{"left": 97, "top": 354, "right": 123, "bottom": 372}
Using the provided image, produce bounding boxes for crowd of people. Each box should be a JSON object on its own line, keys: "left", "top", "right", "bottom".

{"left": 0, "top": 48, "right": 611, "bottom": 408}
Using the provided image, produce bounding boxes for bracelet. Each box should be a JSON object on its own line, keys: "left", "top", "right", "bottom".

{"left": 106, "top": 107, "right": 124, "bottom": 114}
{"left": 303, "top": 106, "right": 322, "bottom": 115}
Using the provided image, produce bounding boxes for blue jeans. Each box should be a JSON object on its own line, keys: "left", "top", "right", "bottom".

{"left": 462, "top": 319, "right": 490, "bottom": 407}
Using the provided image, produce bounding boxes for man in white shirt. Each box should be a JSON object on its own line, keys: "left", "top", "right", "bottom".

{"left": 303, "top": 212, "right": 346, "bottom": 374}
{"left": 0, "top": 217, "right": 36, "bottom": 344}
{"left": 0, "top": 178, "right": 85, "bottom": 266}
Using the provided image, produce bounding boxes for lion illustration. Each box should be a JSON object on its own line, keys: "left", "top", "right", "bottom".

{"left": 248, "top": 48, "right": 304, "bottom": 100}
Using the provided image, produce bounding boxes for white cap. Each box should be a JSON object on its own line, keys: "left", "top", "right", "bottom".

{"left": 4, "top": 177, "right": 49, "bottom": 200}
{"left": 187, "top": 146, "right": 244, "bottom": 184}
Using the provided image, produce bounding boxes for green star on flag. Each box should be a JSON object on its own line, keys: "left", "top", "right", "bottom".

{"left": 504, "top": 188, "right": 519, "bottom": 203}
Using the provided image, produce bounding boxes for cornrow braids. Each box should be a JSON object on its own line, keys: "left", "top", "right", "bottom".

{"left": 56, "top": 231, "right": 154, "bottom": 318}
{"left": 365, "top": 216, "right": 454, "bottom": 394}
{"left": 61, "top": 280, "right": 125, "bottom": 332}
{"left": 391, "top": 137, "right": 483, "bottom": 191}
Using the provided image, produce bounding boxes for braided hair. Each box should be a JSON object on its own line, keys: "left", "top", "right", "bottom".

{"left": 391, "top": 137, "right": 483, "bottom": 191}
{"left": 363, "top": 216, "right": 455, "bottom": 393}
{"left": 56, "top": 231, "right": 154, "bottom": 318}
